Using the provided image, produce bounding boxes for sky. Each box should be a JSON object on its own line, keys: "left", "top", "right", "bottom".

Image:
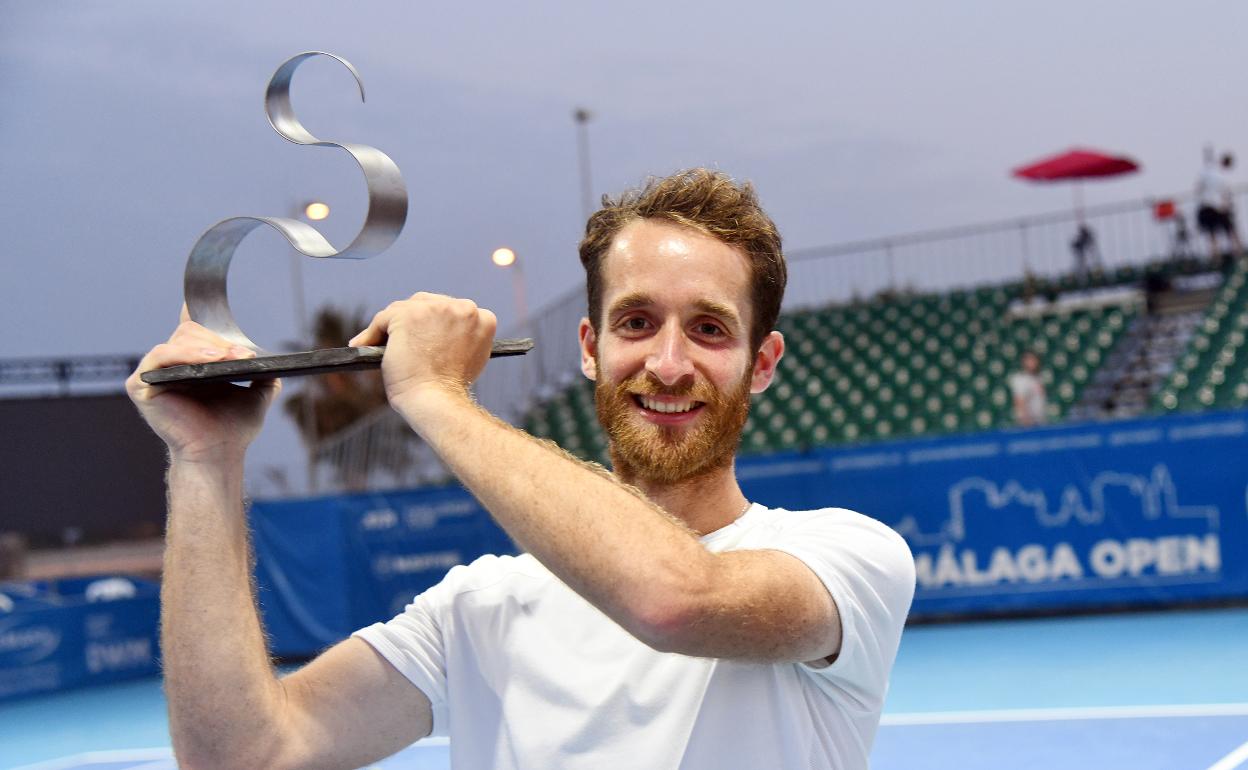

{"left": 3, "top": 0, "right": 1247, "bottom": 491}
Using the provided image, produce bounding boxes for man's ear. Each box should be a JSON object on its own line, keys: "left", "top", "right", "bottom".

{"left": 578, "top": 318, "right": 598, "bottom": 381}
{"left": 750, "top": 331, "right": 784, "bottom": 394}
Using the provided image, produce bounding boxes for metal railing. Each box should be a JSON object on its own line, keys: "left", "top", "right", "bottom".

{"left": 781, "top": 187, "right": 1245, "bottom": 309}
{"left": 306, "top": 186, "right": 1245, "bottom": 492}
{"left": 307, "top": 284, "right": 590, "bottom": 492}
{"left": 0, "top": 355, "right": 141, "bottom": 395}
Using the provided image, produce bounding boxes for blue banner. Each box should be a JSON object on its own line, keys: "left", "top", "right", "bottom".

{"left": 251, "top": 408, "right": 1248, "bottom": 654}
{"left": 0, "top": 576, "right": 160, "bottom": 701}
{"left": 738, "top": 409, "right": 1248, "bottom": 616}
{"left": 251, "top": 489, "right": 515, "bottom": 656}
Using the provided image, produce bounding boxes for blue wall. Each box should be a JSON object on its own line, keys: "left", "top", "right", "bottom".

{"left": 252, "top": 487, "right": 515, "bottom": 656}
{"left": 738, "top": 409, "right": 1248, "bottom": 617}
{"left": 250, "top": 409, "right": 1248, "bottom": 654}
{"left": 0, "top": 577, "right": 160, "bottom": 702}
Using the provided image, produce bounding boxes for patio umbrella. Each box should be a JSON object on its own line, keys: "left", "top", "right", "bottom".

{"left": 1012, "top": 147, "right": 1140, "bottom": 221}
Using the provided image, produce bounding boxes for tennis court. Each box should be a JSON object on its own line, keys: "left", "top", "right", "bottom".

{"left": 5, "top": 606, "right": 1245, "bottom": 769}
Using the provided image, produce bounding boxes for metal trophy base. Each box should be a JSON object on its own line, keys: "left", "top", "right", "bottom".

{"left": 140, "top": 339, "right": 534, "bottom": 386}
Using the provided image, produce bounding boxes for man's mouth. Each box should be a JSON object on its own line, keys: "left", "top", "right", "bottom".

{"left": 633, "top": 395, "right": 705, "bottom": 415}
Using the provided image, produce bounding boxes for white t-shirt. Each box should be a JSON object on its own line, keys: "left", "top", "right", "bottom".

{"left": 1197, "top": 165, "right": 1231, "bottom": 209}
{"left": 1008, "top": 371, "right": 1047, "bottom": 424}
{"left": 354, "top": 503, "right": 915, "bottom": 770}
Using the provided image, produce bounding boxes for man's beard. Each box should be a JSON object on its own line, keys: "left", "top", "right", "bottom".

{"left": 594, "top": 361, "right": 752, "bottom": 485}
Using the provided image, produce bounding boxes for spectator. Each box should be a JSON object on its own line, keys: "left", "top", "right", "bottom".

{"left": 0, "top": 533, "right": 27, "bottom": 580}
{"left": 1070, "top": 224, "right": 1102, "bottom": 284}
{"left": 1009, "top": 351, "right": 1048, "bottom": 426}
{"left": 1195, "top": 152, "right": 1244, "bottom": 262}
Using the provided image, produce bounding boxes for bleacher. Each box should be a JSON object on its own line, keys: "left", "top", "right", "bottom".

{"left": 524, "top": 256, "right": 1247, "bottom": 462}
{"left": 1156, "top": 260, "right": 1248, "bottom": 411}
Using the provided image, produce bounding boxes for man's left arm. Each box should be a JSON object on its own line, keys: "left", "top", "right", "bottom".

{"left": 352, "top": 294, "right": 843, "bottom": 663}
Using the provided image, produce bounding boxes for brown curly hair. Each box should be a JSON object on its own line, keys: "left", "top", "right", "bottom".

{"left": 578, "top": 168, "right": 786, "bottom": 351}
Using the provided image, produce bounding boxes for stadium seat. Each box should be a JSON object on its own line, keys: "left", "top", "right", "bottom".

{"left": 520, "top": 258, "right": 1238, "bottom": 459}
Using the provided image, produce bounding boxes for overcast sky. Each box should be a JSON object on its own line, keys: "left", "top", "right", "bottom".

{"left": 4, "top": 0, "right": 1247, "bottom": 488}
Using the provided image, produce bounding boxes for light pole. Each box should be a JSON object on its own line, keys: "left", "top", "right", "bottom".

{"left": 290, "top": 200, "right": 329, "bottom": 347}
{"left": 293, "top": 200, "right": 328, "bottom": 492}
{"left": 574, "top": 107, "right": 594, "bottom": 222}
{"left": 492, "top": 247, "right": 529, "bottom": 333}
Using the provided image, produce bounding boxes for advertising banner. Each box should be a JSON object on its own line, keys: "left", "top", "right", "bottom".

{"left": 251, "top": 408, "right": 1248, "bottom": 654}
{"left": 739, "top": 409, "right": 1248, "bottom": 617}
{"left": 0, "top": 576, "right": 160, "bottom": 702}
{"left": 251, "top": 490, "right": 514, "bottom": 656}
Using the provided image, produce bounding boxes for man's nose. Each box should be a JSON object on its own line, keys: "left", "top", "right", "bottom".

{"left": 645, "top": 323, "right": 695, "bottom": 387}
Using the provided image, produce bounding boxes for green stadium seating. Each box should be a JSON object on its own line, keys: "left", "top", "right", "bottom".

{"left": 522, "top": 257, "right": 1241, "bottom": 461}
{"left": 1155, "top": 260, "right": 1248, "bottom": 412}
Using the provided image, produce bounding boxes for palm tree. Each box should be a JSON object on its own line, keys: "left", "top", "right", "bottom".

{"left": 283, "top": 305, "right": 410, "bottom": 489}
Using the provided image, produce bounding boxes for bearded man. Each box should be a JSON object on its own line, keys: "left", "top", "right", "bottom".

{"left": 127, "top": 168, "right": 915, "bottom": 770}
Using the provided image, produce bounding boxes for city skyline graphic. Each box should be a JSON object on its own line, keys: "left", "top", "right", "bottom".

{"left": 893, "top": 464, "right": 1222, "bottom": 548}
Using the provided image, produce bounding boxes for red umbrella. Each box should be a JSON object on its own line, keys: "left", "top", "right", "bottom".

{"left": 1012, "top": 147, "right": 1141, "bottom": 223}
{"left": 1012, "top": 148, "right": 1139, "bottom": 181}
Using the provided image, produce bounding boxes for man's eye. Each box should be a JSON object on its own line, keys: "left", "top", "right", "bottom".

{"left": 696, "top": 322, "right": 723, "bottom": 336}
{"left": 624, "top": 317, "right": 649, "bottom": 331}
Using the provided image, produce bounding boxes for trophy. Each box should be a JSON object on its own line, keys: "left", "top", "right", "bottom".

{"left": 142, "top": 51, "right": 532, "bottom": 386}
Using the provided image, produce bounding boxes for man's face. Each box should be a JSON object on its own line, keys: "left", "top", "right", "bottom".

{"left": 578, "top": 219, "right": 781, "bottom": 484}
{"left": 1023, "top": 353, "right": 1040, "bottom": 374}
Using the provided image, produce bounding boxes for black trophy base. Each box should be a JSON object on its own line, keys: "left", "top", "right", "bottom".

{"left": 140, "top": 339, "right": 534, "bottom": 386}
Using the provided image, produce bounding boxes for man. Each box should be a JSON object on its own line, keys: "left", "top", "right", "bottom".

{"left": 1195, "top": 152, "right": 1244, "bottom": 262}
{"left": 1009, "top": 350, "right": 1048, "bottom": 427}
{"left": 127, "top": 168, "right": 915, "bottom": 770}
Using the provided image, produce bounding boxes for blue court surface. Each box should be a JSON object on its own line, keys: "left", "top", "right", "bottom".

{"left": 4, "top": 607, "right": 1247, "bottom": 770}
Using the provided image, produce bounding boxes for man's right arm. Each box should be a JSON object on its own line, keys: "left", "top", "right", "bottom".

{"left": 162, "top": 460, "right": 431, "bottom": 770}
{"left": 130, "top": 317, "right": 431, "bottom": 769}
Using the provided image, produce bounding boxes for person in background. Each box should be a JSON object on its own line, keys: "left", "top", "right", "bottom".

{"left": 1009, "top": 350, "right": 1048, "bottom": 427}
{"left": 1195, "top": 151, "right": 1244, "bottom": 263}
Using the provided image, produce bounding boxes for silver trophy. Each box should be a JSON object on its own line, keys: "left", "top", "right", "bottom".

{"left": 143, "top": 51, "right": 531, "bottom": 386}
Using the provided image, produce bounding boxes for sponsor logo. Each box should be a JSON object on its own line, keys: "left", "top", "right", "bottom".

{"left": 85, "top": 638, "right": 153, "bottom": 673}
{"left": 0, "top": 623, "right": 61, "bottom": 664}
{"left": 361, "top": 508, "right": 399, "bottom": 531}
{"left": 403, "top": 500, "right": 477, "bottom": 530}
{"left": 373, "top": 551, "right": 462, "bottom": 577}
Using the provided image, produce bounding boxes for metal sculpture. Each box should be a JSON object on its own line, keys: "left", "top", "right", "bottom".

{"left": 143, "top": 51, "right": 531, "bottom": 386}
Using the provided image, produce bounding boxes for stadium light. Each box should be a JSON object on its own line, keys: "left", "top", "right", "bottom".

{"left": 304, "top": 201, "right": 330, "bottom": 221}
{"left": 490, "top": 247, "right": 528, "bottom": 329}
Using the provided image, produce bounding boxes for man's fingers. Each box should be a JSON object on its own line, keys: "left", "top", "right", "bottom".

{"left": 478, "top": 308, "right": 498, "bottom": 337}
{"left": 350, "top": 297, "right": 499, "bottom": 347}
{"left": 252, "top": 376, "right": 283, "bottom": 403}
{"left": 142, "top": 342, "right": 236, "bottom": 371}
{"left": 349, "top": 306, "right": 394, "bottom": 347}
{"left": 168, "top": 321, "right": 256, "bottom": 362}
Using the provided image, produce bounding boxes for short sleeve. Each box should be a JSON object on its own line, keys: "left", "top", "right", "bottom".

{"left": 352, "top": 566, "right": 464, "bottom": 737}
{"left": 1007, "top": 373, "right": 1023, "bottom": 397}
{"left": 765, "top": 510, "right": 915, "bottom": 707}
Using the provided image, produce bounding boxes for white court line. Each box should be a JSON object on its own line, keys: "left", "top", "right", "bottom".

{"left": 1206, "top": 740, "right": 1248, "bottom": 770}
{"left": 880, "top": 702, "right": 1248, "bottom": 726}
{"left": 10, "top": 739, "right": 455, "bottom": 770}
{"left": 10, "top": 748, "right": 173, "bottom": 770}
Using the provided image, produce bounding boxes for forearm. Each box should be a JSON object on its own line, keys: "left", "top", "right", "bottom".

{"left": 162, "top": 459, "right": 285, "bottom": 768}
{"left": 398, "top": 391, "right": 714, "bottom": 644}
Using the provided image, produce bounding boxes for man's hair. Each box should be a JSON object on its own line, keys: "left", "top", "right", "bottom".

{"left": 1223, "top": 152, "right": 1235, "bottom": 169}
{"left": 578, "top": 168, "right": 787, "bottom": 351}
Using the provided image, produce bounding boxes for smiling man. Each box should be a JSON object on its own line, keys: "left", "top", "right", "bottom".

{"left": 128, "top": 168, "right": 915, "bottom": 770}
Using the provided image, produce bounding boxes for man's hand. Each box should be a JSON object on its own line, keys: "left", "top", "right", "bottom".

{"left": 126, "top": 307, "right": 280, "bottom": 464}
{"left": 349, "top": 292, "right": 497, "bottom": 420}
